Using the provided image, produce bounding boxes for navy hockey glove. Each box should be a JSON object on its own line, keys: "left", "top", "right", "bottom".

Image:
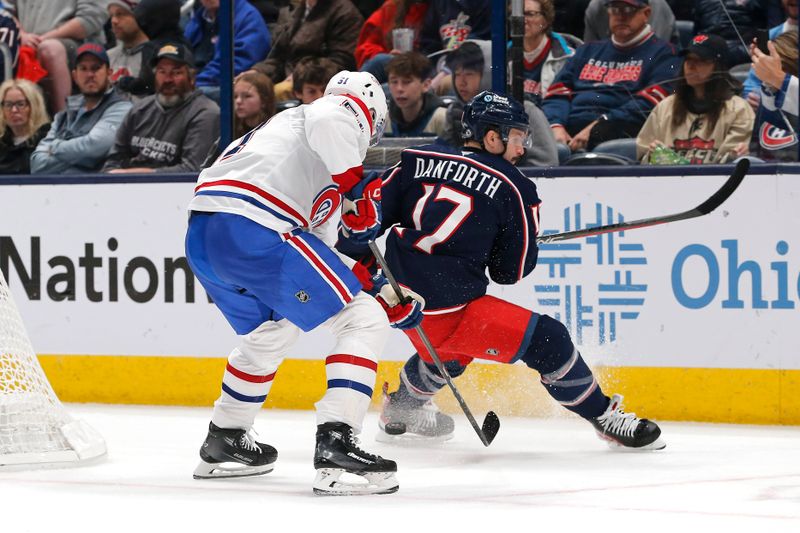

{"left": 340, "top": 172, "right": 382, "bottom": 245}
{"left": 361, "top": 271, "right": 425, "bottom": 330}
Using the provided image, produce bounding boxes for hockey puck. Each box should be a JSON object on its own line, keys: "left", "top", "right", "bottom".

{"left": 383, "top": 422, "right": 406, "bottom": 435}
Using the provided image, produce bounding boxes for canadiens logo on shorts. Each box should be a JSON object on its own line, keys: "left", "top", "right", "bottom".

{"left": 296, "top": 290, "right": 310, "bottom": 303}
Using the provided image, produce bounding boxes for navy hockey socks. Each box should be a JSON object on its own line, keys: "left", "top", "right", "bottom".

{"left": 395, "top": 353, "right": 467, "bottom": 406}
{"left": 521, "top": 315, "right": 609, "bottom": 419}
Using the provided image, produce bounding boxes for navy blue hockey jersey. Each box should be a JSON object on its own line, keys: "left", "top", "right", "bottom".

{"left": 542, "top": 30, "right": 679, "bottom": 130}
{"left": 0, "top": 3, "right": 19, "bottom": 78}
{"left": 339, "top": 144, "right": 541, "bottom": 311}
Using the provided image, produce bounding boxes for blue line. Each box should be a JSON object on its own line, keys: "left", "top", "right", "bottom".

{"left": 619, "top": 243, "right": 645, "bottom": 251}
{"left": 327, "top": 379, "right": 373, "bottom": 398}
{"left": 598, "top": 298, "right": 645, "bottom": 305}
{"left": 621, "top": 312, "right": 640, "bottom": 319}
{"left": 221, "top": 383, "right": 267, "bottom": 403}
{"left": 538, "top": 258, "right": 582, "bottom": 265}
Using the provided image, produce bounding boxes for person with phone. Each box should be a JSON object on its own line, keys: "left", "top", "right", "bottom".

{"left": 742, "top": 0, "right": 798, "bottom": 102}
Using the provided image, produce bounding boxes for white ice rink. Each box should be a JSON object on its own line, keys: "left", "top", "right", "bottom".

{"left": 2, "top": 404, "right": 799, "bottom": 532}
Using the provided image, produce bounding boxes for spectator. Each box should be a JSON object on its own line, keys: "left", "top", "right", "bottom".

{"left": 291, "top": 56, "right": 338, "bottom": 104}
{"left": 30, "top": 43, "right": 132, "bottom": 173}
{"left": 521, "top": 0, "right": 579, "bottom": 106}
{"left": 441, "top": 40, "right": 559, "bottom": 166}
{"left": 0, "top": 1, "right": 20, "bottom": 81}
{"left": 637, "top": 34, "right": 754, "bottom": 164}
{"left": 353, "top": 0, "right": 384, "bottom": 20}
{"left": 120, "top": 0, "right": 187, "bottom": 97}
{"left": 8, "top": 0, "right": 109, "bottom": 113}
{"left": 418, "top": 0, "right": 491, "bottom": 93}
{"left": 184, "top": 0, "right": 271, "bottom": 103}
{"left": 0, "top": 78, "right": 49, "bottom": 173}
{"left": 251, "top": 0, "right": 363, "bottom": 102}
{"left": 584, "top": 0, "right": 678, "bottom": 44}
{"left": 542, "top": 0, "right": 679, "bottom": 153}
{"left": 106, "top": 1, "right": 149, "bottom": 94}
{"left": 103, "top": 42, "right": 220, "bottom": 173}
{"left": 233, "top": 71, "right": 274, "bottom": 138}
{"left": 749, "top": 30, "right": 799, "bottom": 161}
{"left": 384, "top": 51, "right": 446, "bottom": 137}
{"left": 694, "top": 0, "right": 767, "bottom": 67}
{"left": 355, "top": 0, "right": 430, "bottom": 83}
{"left": 743, "top": 0, "right": 797, "bottom": 101}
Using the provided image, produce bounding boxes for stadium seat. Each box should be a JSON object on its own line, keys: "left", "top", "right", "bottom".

{"left": 675, "top": 20, "right": 694, "bottom": 49}
{"left": 276, "top": 99, "right": 301, "bottom": 112}
{"left": 592, "top": 138, "right": 638, "bottom": 163}
{"left": 564, "top": 151, "right": 633, "bottom": 166}
{"left": 729, "top": 63, "right": 751, "bottom": 85}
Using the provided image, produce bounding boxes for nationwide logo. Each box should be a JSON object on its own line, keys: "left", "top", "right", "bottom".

{"left": 534, "top": 202, "right": 647, "bottom": 345}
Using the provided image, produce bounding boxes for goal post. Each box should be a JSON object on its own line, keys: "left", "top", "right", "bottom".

{"left": 0, "top": 270, "right": 106, "bottom": 467}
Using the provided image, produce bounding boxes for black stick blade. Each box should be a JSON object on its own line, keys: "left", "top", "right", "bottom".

{"left": 694, "top": 158, "right": 749, "bottom": 215}
{"left": 482, "top": 411, "right": 500, "bottom": 446}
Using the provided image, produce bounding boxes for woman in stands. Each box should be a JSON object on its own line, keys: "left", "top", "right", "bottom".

{"left": 637, "top": 34, "right": 754, "bottom": 164}
{"left": 521, "top": 0, "right": 579, "bottom": 106}
{"left": 233, "top": 71, "right": 276, "bottom": 139}
{"left": 0, "top": 79, "right": 49, "bottom": 174}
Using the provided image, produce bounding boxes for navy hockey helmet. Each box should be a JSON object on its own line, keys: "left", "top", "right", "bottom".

{"left": 461, "top": 91, "right": 531, "bottom": 148}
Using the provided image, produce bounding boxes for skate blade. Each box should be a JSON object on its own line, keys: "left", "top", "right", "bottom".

{"left": 597, "top": 433, "right": 667, "bottom": 452}
{"left": 376, "top": 428, "right": 453, "bottom": 446}
{"left": 193, "top": 459, "right": 275, "bottom": 479}
{"left": 312, "top": 468, "right": 399, "bottom": 496}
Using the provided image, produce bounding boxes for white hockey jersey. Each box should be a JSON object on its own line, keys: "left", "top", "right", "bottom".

{"left": 188, "top": 95, "right": 373, "bottom": 238}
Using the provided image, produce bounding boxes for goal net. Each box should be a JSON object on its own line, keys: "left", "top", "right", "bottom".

{"left": 0, "top": 270, "right": 106, "bottom": 467}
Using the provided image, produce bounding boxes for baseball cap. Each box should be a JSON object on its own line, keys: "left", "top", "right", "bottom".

{"left": 150, "top": 42, "right": 195, "bottom": 69}
{"left": 75, "top": 42, "right": 110, "bottom": 66}
{"left": 603, "top": 0, "right": 649, "bottom": 6}
{"left": 680, "top": 34, "right": 728, "bottom": 65}
{"left": 108, "top": 0, "right": 140, "bottom": 12}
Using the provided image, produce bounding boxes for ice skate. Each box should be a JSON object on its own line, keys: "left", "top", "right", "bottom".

{"left": 193, "top": 422, "right": 278, "bottom": 479}
{"left": 376, "top": 382, "right": 455, "bottom": 444}
{"left": 313, "top": 422, "right": 398, "bottom": 496}
{"left": 590, "top": 394, "right": 666, "bottom": 451}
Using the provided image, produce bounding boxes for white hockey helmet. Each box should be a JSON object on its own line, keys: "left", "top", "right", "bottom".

{"left": 325, "top": 70, "right": 388, "bottom": 146}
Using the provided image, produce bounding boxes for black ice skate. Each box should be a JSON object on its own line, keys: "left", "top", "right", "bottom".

{"left": 313, "top": 422, "right": 398, "bottom": 496}
{"left": 193, "top": 422, "right": 278, "bottom": 479}
{"left": 590, "top": 394, "right": 666, "bottom": 451}
{"left": 377, "top": 382, "right": 455, "bottom": 444}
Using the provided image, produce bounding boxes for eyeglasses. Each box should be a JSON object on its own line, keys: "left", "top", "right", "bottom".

{"left": 523, "top": 10, "right": 544, "bottom": 19}
{"left": 607, "top": 5, "right": 642, "bottom": 16}
{"left": 1, "top": 100, "right": 29, "bottom": 111}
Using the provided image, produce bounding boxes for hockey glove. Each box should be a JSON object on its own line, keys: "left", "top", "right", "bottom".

{"left": 362, "top": 271, "right": 425, "bottom": 330}
{"left": 340, "top": 171, "right": 382, "bottom": 246}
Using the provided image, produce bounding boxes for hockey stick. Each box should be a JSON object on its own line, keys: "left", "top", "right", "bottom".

{"left": 536, "top": 158, "right": 749, "bottom": 244}
{"left": 367, "top": 241, "right": 500, "bottom": 447}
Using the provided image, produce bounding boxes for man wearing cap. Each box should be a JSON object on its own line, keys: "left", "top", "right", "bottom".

{"left": 103, "top": 41, "right": 220, "bottom": 173}
{"left": 583, "top": 0, "right": 678, "bottom": 44}
{"left": 107, "top": 0, "right": 149, "bottom": 92}
{"left": 30, "top": 43, "right": 132, "bottom": 174}
{"left": 542, "top": 0, "right": 679, "bottom": 152}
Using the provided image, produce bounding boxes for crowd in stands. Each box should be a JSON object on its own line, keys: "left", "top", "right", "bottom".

{"left": 0, "top": 0, "right": 799, "bottom": 176}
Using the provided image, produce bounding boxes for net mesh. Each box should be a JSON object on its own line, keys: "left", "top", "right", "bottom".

{"left": 0, "top": 270, "right": 73, "bottom": 457}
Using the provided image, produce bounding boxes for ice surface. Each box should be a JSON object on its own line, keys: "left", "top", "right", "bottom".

{"left": 1, "top": 404, "right": 799, "bottom": 532}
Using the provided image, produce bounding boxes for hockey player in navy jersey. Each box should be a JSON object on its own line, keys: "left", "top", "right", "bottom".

{"left": 338, "top": 91, "right": 665, "bottom": 451}
{"left": 185, "top": 71, "right": 424, "bottom": 495}
{"left": 542, "top": 0, "right": 679, "bottom": 152}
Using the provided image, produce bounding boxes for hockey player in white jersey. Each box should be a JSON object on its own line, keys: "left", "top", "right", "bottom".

{"left": 184, "top": 71, "right": 424, "bottom": 495}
